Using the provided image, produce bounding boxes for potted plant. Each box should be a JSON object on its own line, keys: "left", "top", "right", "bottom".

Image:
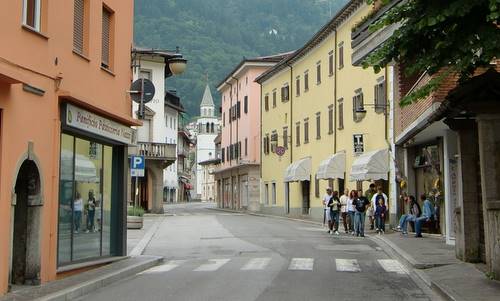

{"left": 127, "top": 206, "right": 145, "bottom": 229}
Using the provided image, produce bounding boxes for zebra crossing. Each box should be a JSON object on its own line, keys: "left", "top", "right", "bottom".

{"left": 139, "top": 257, "right": 408, "bottom": 275}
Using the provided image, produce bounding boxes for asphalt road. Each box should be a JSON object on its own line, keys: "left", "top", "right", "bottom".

{"left": 78, "top": 202, "right": 438, "bottom": 301}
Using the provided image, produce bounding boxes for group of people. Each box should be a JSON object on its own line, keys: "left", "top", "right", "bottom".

{"left": 73, "top": 190, "right": 99, "bottom": 234}
{"left": 323, "top": 184, "right": 388, "bottom": 237}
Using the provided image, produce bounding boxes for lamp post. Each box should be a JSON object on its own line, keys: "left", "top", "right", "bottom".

{"left": 354, "top": 103, "right": 390, "bottom": 120}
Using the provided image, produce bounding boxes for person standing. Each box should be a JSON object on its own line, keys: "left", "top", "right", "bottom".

{"left": 323, "top": 187, "right": 333, "bottom": 234}
{"left": 328, "top": 191, "right": 341, "bottom": 235}
{"left": 353, "top": 190, "right": 370, "bottom": 237}
{"left": 371, "top": 186, "right": 388, "bottom": 231}
{"left": 340, "top": 189, "right": 350, "bottom": 233}
{"left": 73, "top": 192, "right": 83, "bottom": 234}
{"left": 86, "top": 190, "right": 96, "bottom": 233}
{"left": 415, "top": 194, "right": 435, "bottom": 238}
{"left": 347, "top": 190, "right": 357, "bottom": 234}
{"left": 365, "top": 184, "right": 376, "bottom": 230}
{"left": 374, "top": 198, "right": 387, "bottom": 234}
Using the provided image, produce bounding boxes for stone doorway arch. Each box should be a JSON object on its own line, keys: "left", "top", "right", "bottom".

{"left": 11, "top": 159, "right": 42, "bottom": 286}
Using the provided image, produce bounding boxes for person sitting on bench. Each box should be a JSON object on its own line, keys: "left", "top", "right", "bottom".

{"left": 415, "top": 194, "right": 435, "bottom": 238}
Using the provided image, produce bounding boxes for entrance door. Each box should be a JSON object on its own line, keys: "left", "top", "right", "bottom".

{"left": 240, "top": 176, "right": 249, "bottom": 208}
{"left": 301, "top": 181, "right": 310, "bottom": 215}
{"left": 11, "top": 160, "right": 41, "bottom": 285}
{"left": 284, "top": 182, "right": 290, "bottom": 214}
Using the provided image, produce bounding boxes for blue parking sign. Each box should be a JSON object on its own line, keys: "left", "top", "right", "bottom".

{"left": 131, "top": 156, "right": 145, "bottom": 177}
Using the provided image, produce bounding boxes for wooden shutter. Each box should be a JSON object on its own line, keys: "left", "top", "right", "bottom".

{"left": 328, "top": 106, "right": 333, "bottom": 134}
{"left": 237, "top": 101, "right": 241, "bottom": 118}
{"left": 273, "top": 91, "right": 276, "bottom": 107}
{"left": 73, "top": 0, "right": 85, "bottom": 53}
{"left": 339, "top": 102, "right": 344, "bottom": 129}
{"left": 296, "top": 124, "right": 300, "bottom": 146}
{"left": 329, "top": 53, "right": 334, "bottom": 75}
{"left": 304, "top": 120, "right": 309, "bottom": 143}
{"left": 315, "top": 177, "right": 320, "bottom": 198}
{"left": 304, "top": 73, "right": 309, "bottom": 91}
{"left": 296, "top": 78, "right": 300, "bottom": 96}
{"left": 244, "top": 96, "right": 248, "bottom": 113}
{"left": 339, "top": 46, "right": 344, "bottom": 69}
{"left": 283, "top": 127, "right": 288, "bottom": 149}
{"left": 317, "top": 64, "right": 321, "bottom": 84}
{"left": 245, "top": 138, "right": 248, "bottom": 156}
{"left": 101, "top": 7, "right": 111, "bottom": 68}
{"left": 265, "top": 95, "right": 269, "bottom": 111}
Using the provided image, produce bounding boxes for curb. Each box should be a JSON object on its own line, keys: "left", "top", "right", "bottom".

{"left": 209, "top": 207, "right": 324, "bottom": 227}
{"left": 129, "top": 216, "right": 165, "bottom": 257}
{"left": 38, "top": 256, "right": 163, "bottom": 301}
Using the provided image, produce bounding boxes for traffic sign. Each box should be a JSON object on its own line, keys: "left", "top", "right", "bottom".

{"left": 131, "top": 155, "right": 145, "bottom": 177}
{"left": 275, "top": 146, "right": 286, "bottom": 157}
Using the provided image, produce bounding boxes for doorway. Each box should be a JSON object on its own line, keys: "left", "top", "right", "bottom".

{"left": 11, "top": 160, "right": 41, "bottom": 286}
{"left": 301, "top": 181, "right": 310, "bottom": 215}
{"left": 284, "top": 182, "right": 290, "bottom": 214}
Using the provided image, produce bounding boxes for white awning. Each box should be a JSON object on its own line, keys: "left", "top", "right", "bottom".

{"left": 60, "top": 150, "right": 99, "bottom": 183}
{"left": 350, "top": 149, "right": 389, "bottom": 181}
{"left": 316, "top": 152, "right": 346, "bottom": 180}
{"left": 284, "top": 157, "right": 312, "bottom": 182}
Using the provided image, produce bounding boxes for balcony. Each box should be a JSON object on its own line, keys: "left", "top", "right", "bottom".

{"left": 351, "top": 0, "right": 401, "bottom": 66}
{"left": 129, "top": 142, "right": 176, "bottom": 161}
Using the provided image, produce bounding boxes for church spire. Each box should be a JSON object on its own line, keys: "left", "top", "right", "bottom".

{"left": 200, "top": 83, "right": 214, "bottom": 108}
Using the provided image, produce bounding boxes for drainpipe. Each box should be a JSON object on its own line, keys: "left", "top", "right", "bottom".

{"left": 286, "top": 63, "right": 293, "bottom": 164}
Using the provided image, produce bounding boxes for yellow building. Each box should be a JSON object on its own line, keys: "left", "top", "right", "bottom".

{"left": 256, "top": 0, "right": 394, "bottom": 221}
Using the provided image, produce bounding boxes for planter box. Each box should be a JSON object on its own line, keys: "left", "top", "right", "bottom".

{"left": 127, "top": 215, "right": 143, "bottom": 229}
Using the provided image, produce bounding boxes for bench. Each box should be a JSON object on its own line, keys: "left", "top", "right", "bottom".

{"left": 408, "top": 218, "right": 440, "bottom": 234}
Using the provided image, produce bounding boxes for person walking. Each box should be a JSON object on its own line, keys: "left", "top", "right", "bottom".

{"left": 323, "top": 187, "right": 333, "bottom": 234}
{"left": 328, "top": 191, "right": 341, "bottom": 235}
{"left": 340, "top": 189, "right": 350, "bottom": 233}
{"left": 374, "top": 197, "right": 387, "bottom": 234}
{"left": 365, "top": 183, "right": 376, "bottom": 230}
{"left": 353, "top": 190, "right": 370, "bottom": 237}
{"left": 73, "top": 192, "right": 83, "bottom": 234}
{"left": 371, "top": 186, "right": 388, "bottom": 231}
{"left": 86, "top": 190, "right": 96, "bottom": 233}
{"left": 347, "top": 190, "right": 357, "bottom": 234}
{"left": 415, "top": 194, "right": 435, "bottom": 238}
{"left": 397, "top": 195, "right": 421, "bottom": 235}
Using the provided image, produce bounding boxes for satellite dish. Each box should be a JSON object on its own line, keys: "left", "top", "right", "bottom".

{"left": 130, "top": 78, "right": 155, "bottom": 104}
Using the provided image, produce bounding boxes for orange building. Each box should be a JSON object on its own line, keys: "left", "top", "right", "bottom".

{"left": 0, "top": 0, "right": 137, "bottom": 295}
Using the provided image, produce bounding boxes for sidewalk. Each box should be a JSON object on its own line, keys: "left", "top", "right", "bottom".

{"left": 372, "top": 232, "right": 500, "bottom": 301}
{"left": 127, "top": 214, "right": 165, "bottom": 256}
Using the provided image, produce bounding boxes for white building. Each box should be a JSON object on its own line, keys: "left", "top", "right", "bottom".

{"left": 129, "top": 48, "right": 184, "bottom": 212}
{"left": 195, "top": 84, "right": 220, "bottom": 200}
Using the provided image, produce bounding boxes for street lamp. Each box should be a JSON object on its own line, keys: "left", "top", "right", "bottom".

{"left": 168, "top": 57, "right": 187, "bottom": 76}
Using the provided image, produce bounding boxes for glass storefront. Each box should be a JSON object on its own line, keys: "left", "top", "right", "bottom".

{"left": 58, "top": 134, "right": 115, "bottom": 265}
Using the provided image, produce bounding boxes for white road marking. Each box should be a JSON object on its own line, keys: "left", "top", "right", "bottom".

{"left": 193, "top": 259, "right": 231, "bottom": 272}
{"left": 288, "top": 258, "right": 314, "bottom": 271}
{"left": 378, "top": 259, "right": 408, "bottom": 274}
{"left": 336, "top": 259, "right": 361, "bottom": 272}
{"left": 140, "top": 260, "right": 186, "bottom": 274}
{"left": 241, "top": 258, "right": 272, "bottom": 271}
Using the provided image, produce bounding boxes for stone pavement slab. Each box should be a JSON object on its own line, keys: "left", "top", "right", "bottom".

{"left": 0, "top": 255, "right": 162, "bottom": 301}
{"left": 127, "top": 215, "right": 164, "bottom": 255}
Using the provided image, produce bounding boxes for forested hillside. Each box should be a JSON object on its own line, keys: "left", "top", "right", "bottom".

{"left": 134, "top": 0, "right": 348, "bottom": 117}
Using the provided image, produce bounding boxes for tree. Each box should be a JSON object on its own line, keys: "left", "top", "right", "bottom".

{"left": 363, "top": 0, "right": 500, "bottom": 106}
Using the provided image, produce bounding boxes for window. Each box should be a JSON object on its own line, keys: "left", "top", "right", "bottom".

{"left": 264, "top": 94, "right": 269, "bottom": 111}
{"left": 237, "top": 101, "right": 241, "bottom": 118}
{"left": 265, "top": 184, "right": 269, "bottom": 205}
{"left": 139, "top": 69, "right": 151, "bottom": 80}
{"left": 304, "top": 118, "right": 309, "bottom": 144}
{"left": 206, "top": 123, "right": 210, "bottom": 133}
{"left": 281, "top": 85, "right": 290, "bottom": 102}
{"left": 272, "top": 183, "right": 277, "bottom": 205}
{"left": 374, "top": 78, "right": 387, "bottom": 113}
{"left": 211, "top": 123, "right": 214, "bottom": 133}
{"left": 245, "top": 138, "right": 248, "bottom": 156}
{"left": 328, "top": 105, "right": 334, "bottom": 134}
{"left": 73, "top": 0, "right": 88, "bottom": 55}
{"left": 101, "top": 6, "right": 113, "bottom": 69}
{"left": 223, "top": 112, "right": 225, "bottom": 127}
{"left": 353, "top": 90, "right": 364, "bottom": 122}
{"left": 338, "top": 42, "right": 344, "bottom": 69}
{"left": 244, "top": 96, "right": 248, "bottom": 114}
{"left": 283, "top": 127, "right": 288, "bottom": 149}
{"left": 221, "top": 149, "right": 225, "bottom": 162}
{"left": 271, "top": 131, "right": 278, "bottom": 153}
{"left": 315, "top": 177, "right": 320, "bottom": 198}
{"left": 23, "top": 0, "right": 41, "bottom": 31}
{"left": 238, "top": 141, "right": 241, "bottom": 158}
{"left": 296, "top": 76, "right": 300, "bottom": 96}
{"left": 296, "top": 122, "right": 301, "bottom": 146}
{"left": 316, "top": 113, "right": 321, "bottom": 140}
{"left": 272, "top": 90, "right": 277, "bottom": 107}
{"left": 329, "top": 51, "right": 334, "bottom": 76}
{"left": 304, "top": 71, "right": 309, "bottom": 91}
{"left": 338, "top": 99, "right": 344, "bottom": 130}
{"left": 263, "top": 134, "right": 270, "bottom": 155}
{"left": 316, "top": 62, "right": 321, "bottom": 84}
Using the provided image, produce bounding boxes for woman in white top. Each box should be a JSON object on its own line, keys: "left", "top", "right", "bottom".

{"left": 347, "top": 190, "right": 357, "bottom": 234}
{"left": 323, "top": 188, "right": 333, "bottom": 233}
{"left": 73, "top": 192, "right": 83, "bottom": 233}
{"left": 339, "top": 189, "right": 350, "bottom": 233}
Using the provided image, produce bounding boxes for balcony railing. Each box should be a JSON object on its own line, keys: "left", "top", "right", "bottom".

{"left": 130, "top": 142, "right": 176, "bottom": 161}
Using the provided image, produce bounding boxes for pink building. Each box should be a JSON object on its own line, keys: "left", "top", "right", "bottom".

{"left": 214, "top": 53, "right": 290, "bottom": 211}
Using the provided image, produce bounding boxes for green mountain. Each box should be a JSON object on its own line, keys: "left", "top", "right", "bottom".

{"left": 134, "top": 0, "right": 348, "bottom": 117}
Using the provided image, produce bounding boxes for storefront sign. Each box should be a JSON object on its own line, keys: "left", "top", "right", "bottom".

{"left": 353, "top": 134, "right": 364, "bottom": 154}
{"left": 66, "top": 104, "right": 137, "bottom": 145}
